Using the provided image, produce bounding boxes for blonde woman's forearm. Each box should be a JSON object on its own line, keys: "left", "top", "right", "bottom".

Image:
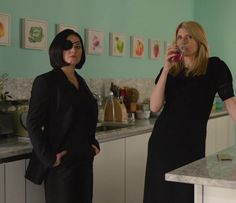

{"left": 150, "top": 68, "right": 169, "bottom": 112}
{"left": 225, "top": 97, "right": 236, "bottom": 124}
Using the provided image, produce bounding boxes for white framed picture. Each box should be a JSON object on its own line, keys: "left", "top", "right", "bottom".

{"left": 0, "top": 12, "right": 11, "bottom": 46}
{"left": 149, "top": 39, "right": 160, "bottom": 60}
{"left": 22, "top": 18, "right": 48, "bottom": 50}
{"left": 130, "top": 36, "right": 145, "bottom": 58}
{"left": 109, "top": 32, "right": 125, "bottom": 57}
{"left": 56, "top": 24, "right": 78, "bottom": 34}
{"left": 85, "top": 29, "right": 104, "bottom": 55}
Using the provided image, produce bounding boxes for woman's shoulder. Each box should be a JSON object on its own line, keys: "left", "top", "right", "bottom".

{"left": 32, "top": 70, "right": 56, "bottom": 89}
{"left": 35, "top": 70, "right": 54, "bottom": 79}
{"left": 207, "top": 56, "right": 229, "bottom": 72}
{"left": 207, "top": 57, "right": 232, "bottom": 81}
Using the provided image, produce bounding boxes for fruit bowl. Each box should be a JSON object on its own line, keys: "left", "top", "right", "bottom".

{"left": 135, "top": 110, "right": 151, "bottom": 119}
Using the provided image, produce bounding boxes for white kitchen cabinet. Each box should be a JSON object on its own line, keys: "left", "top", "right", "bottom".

{"left": 0, "top": 164, "right": 4, "bottom": 203}
{"left": 93, "top": 138, "right": 125, "bottom": 203}
{"left": 5, "top": 160, "right": 25, "bottom": 203}
{"left": 206, "top": 115, "right": 235, "bottom": 156}
{"left": 206, "top": 118, "right": 217, "bottom": 156}
{"left": 25, "top": 159, "right": 46, "bottom": 203}
{"left": 125, "top": 132, "right": 151, "bottom": 203}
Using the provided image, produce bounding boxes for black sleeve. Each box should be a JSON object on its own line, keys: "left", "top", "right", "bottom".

{"left": 215, "top": 59, "right": 234, "bottom": 101}
{"left": 27, "top": 75, "right": 56, "bottom": 168}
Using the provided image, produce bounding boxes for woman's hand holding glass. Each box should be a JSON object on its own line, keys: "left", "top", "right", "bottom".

{"left": 163, "top": 44, "right": 184, "bottom": 73}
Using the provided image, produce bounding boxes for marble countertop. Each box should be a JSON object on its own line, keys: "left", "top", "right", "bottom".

{"left": 166, "top": 145, "right": 236, "bottom": 189}
{"left": 0, "top": 118, "right": 156, "bottom": 164}
{"left": 0, "top": 110, "right": 229, "bottom": 164}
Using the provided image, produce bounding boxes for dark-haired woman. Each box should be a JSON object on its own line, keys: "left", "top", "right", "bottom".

{"left": 25, "top": 29, "right": 100, "bottom": 203}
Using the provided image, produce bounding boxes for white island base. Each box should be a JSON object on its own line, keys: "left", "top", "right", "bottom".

{"left": 195, "top": 184, "right": 236, "bottom": 203}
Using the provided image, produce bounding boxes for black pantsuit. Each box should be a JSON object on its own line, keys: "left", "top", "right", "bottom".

{"left": 25, "top": 68, "right": 99, "bottom": 203}
{"left": 45, "top": 161, "right": 93, "bottom": 203}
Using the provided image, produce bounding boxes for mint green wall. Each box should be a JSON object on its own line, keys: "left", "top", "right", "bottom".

{"left": 194, "top": 0, "right": 236, "bottom": 89}
{"left": 1, "top": 0, "right": 194, "bottom": 78}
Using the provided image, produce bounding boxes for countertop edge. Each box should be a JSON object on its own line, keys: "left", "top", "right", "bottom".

{"left": 165, "top": 145, "right": 236, "bottom": 189}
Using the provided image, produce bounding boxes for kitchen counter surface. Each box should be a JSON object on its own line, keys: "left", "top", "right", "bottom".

{"left": 166, "top": 145, "right": 236, "bottom": 189}
{"left": 0, "top": 110, "right": 229, "bottom": 164}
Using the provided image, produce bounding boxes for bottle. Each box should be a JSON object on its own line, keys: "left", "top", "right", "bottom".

{"left": 104, "top": 91, "right": 116, "bottom": 122}
{"left": 97, "top": 94, "right": 104, "bottom": 122}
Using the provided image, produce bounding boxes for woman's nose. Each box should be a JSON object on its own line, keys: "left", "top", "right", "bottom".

{"left": 182, "top": 37, "right": 189, "bottom": 43}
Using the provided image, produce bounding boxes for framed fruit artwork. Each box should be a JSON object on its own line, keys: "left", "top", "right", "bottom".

{"left": 85, "top": 29, "right": 104, "bottom": 55}
{"left": 56, "top": 24, "right": 78, "bottom": 34}
{"left": 131, "top": 36, "right": 145, "bottom": 58}
{"left": 109, "top": 32, "right": 125, "bottom": 57}
{"left": 22, "top": 18, "right": 48, "bottom": 50}
{"left": 0, "top": 12, "right": 11, "bottom": 46}
{"left": 149, "top": 39, "right": 160, "bottom": 60}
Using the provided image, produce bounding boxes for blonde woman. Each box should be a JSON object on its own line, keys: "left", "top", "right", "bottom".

{"left": 144, "top": 21, "right": 236, "bottom": 203}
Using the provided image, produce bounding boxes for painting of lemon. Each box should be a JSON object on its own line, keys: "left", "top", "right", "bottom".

{"left": 0, "top": 22, "right": 5, "bottom": 38}
{"left": 115, "top": 36, "right": 124, "bottom": 53}
{"left": 135, "top": 40, "right": 144, "bottom": 56}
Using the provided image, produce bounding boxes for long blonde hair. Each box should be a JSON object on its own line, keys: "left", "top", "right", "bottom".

{"left": 170, "top": 21, "right": 209, "bottom": 76}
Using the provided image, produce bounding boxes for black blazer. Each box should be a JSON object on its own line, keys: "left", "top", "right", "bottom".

{"left": 25, "top": 68, "right": 99, "bottom": 184}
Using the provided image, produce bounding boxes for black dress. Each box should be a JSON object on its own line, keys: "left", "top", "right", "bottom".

{"left": 143, "top": 57, "right": 234, "bottom": 203}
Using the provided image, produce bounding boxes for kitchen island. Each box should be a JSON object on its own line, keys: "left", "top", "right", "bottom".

{"left": 166, "top": 145, "right": 236, "bottom": 203}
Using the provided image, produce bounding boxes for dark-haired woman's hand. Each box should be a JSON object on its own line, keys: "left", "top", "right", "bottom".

{"left": 91, "top": 144, "right": 100, "bottom": 155}
{"left": 53, "top": 150, "right": 68, "bottom": 167}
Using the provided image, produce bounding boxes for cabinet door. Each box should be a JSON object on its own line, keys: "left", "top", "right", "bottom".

{"left": 215, "top": 116, "right": 235, "bottom": 152}
{"left": 5, "top": 160, "right": 26, "bottom": 203}
{"left": 93, "top": 139, "right": 125, "bottom": 203}
{"left": 206, "top": 115, "right": 235, "bottom": 156}
{"left": 216, "top": 116, "right": 229, "bottom": 152}
{"left": 0, "top": 164, "right": 4, "bottom": 203}
{"left": 25, "top": 159, "right": 46, "bottom": 203}
{"left": 206, "top": 119, "right": 217, "bottom": 156}
{"left": 126, "top": 132, "right": 151, "bottom": 203}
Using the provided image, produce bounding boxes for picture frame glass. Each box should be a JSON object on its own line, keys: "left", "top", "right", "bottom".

{"left": 23, "top": 18, "right": 48, "bottom": 50}
{"left": 149, "top": 39, "right": 160, "bottom": 59}
{"left": 110, "top": 32, "right": 125, "bottom": 57}
{"left": 0, "top": 13, "right": 10, "bottom": 46}
{"left": 85, "top": 29, "right": 104, "bottom": 55}
{"left": 131, "top": 36, "right": 145, "bottom": 58}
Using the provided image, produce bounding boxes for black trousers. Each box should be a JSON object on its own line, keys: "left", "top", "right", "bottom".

{"left": 44, "top": 161, "right": 93, "bottom": 203}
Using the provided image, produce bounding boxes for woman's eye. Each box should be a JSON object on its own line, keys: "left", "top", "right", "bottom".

{"left": 74, "top": 44, "right": 81, "bottom": 49}
{"left": 176, "top": 36, "right": 182, "bottom": 40}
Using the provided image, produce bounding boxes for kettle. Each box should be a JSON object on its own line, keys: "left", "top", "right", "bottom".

{"left": 0, "top": 113, "right": 14, "bottom": 137}
{"left": 11, "top": 100, "right": 29, "bottom": 137}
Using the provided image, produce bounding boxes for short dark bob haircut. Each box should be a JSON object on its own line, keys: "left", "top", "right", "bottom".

{"left": 49, "top": 29, "right": 86, "bottom": 69}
